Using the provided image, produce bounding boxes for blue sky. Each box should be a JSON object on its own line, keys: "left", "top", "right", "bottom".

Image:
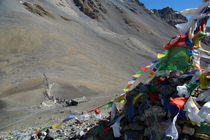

{"left": 139, "top": 0, "right": 210, "bottom": 26}
{"left": 139, "top": 0, "right": 203, "bottom": 11}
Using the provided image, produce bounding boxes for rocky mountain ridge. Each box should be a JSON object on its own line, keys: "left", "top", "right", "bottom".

{"left": 151, "top": 7, "right": 188, "bottom": 27}
{"left": 151, "top": 6, "right": 210, "bottom": 46}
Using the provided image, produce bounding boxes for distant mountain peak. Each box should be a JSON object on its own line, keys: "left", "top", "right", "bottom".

{"left": 151, "top": 7, "right": 188, "bottom": 27}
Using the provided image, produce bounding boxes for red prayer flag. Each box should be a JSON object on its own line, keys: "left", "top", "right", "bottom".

{"left": 102, "top": 126, "right": 111, "bottom": 135}
{"left": 148, "top": 91, "right": 159, "bottom": 103}
{"left": 127, "top": 84, "right": 133, "bottom": 88}
{"left": 201, "top": 69, "right": 205, "bottom": 72}
{"left": 34, "top": 131, "right": 42, "bottom": 134}
{"left": 142, "top": 67, "right": 149, "bottom": 71}
{"left": 170, "top": 97, "right": 189, "bottom": 112}
{"left": 155, "top": 77, "right": 169, "bottom": 85}
{"left": 95, "top": 107, "right": 101, "bottom": 114}
{"left": 87, "top": 110, "right": 94, "bottom": 114}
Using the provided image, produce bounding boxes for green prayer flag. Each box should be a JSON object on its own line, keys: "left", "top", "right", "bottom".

{"left": 40, "top": 126, "right": 51, "bottom": 131}
{"left": 186, "top": 82, "right": 200, "bottom": 95}
{"left": 101, "top": 102, "right": 113, "bottom": 109}
{"left": 136, "top": 71, "right": 144, "bottom": 74}
{"left": 198, "top": 48, "right": 210, "bottom": 53}
{"left": 156, "top": 47, "right": 192, "bottom": 72}
{"left": 198, "top": 122, "right": 210, "bottom": 136}
{"left": 163, "top": 50, "right": 168, "bottom": 55}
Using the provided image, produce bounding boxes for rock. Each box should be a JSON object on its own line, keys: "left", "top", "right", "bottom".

{"left": 71, "top": 128, "right": 76, "bottom": 131}
{"left": 123, "top": 122, "right": 144, "bottom": 131}
{"left": 157, "top": 85, "right": 175, "bottom": 96}
{"left": 37, "top": 132, "right": 47, "bottom": 139}
{"left": 179, "top": 134, "right": 190, "bottom": 140}
{"left": 124, "top": 130, "right": 143, "bottom": 140}
{"left": 60, "top": 110, "right": 65, "bottom": 113}
{"left": 169, "top": 71, "right": 183, "bottom": 78}
{"left": 79, "top": 130, "right": 85, "bottom": 137}
{"left": 156, "top": 120, "right": 171, "bottom": 137}
{"left": 65, "top": 100, "right": 78, "bottom": 106}
{"left": 151, "top": 106, "right": 166, "bottom": 118}
{"left": 202, "top": 27, "right": 210, "bottom": 46}
{"left": 44, "top": 135, "right": 54, "bottom": 140}
{"left": 30, "top": 134, "right": 37, "bottom": 140}
{"left": 72, "top": 96, "right": 88, "bottom": 104}
{"left": 143, "top": 105, "right": 166, "bottom": 121}
{"left": 75, "top": 130, "right": 85, "bottom": 138}
{"left": 195, "top": 133, "right": 210, "bottom": 140}
{"left": 72, "top": 0, "right": 107, "bottom": 19}
{"left": 182, "top": 125, "right": 195, "bottom": 136}
{"left": 23, "top": 2, "right": 54, "bottom": 19}
{"left": 84, "top": 127, "right": 90, "bottom": 132}
{"left": 57, "top": 133, "right": 65, "bottom": 137}
{"left": 151, "top": 7, "right": 188, "bottom": 27}
{"left": 56, "top": 129, "right": 62, "bottom": 134}
{"left": 169, "top": 78, "right": 180, "bottom": 86}
{"left": 45, "top": 129, "right": 55, "bottom": 139}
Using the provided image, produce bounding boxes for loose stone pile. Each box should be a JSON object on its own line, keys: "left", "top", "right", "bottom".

{"left": 87, "top": 70, "right": 210, "bottom": 140}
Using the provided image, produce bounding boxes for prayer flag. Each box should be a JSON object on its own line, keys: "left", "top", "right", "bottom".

{"left": 102, "top": 127, "right": 111, "bottom": 135}
{"left": 52, "top": 123, "right": 63, "bottom": 129}
{"left": 142, "top": 67, "right": 149, "bottom": 71}
{"left": 170, "top": 97, "right": 188, "bottom": 112}
{"left": 132, "top": 77, "right": 138, "bottom": 80}
{"left": 133, "top": 74, "right": 141, "bottom": 78}
{"left": 115, "top": 96, "right": 125, "bottom": 103}
{"left": 152, "top": 59, "right": 159, "bottom": 63}
{"left": 128, "top": 80, "right": 135, "bottom": 84}
{"left": 123, "top": 88, "right": 129, "bottom": 92}
{"left": 101, "top": 102, "right": 113, "bottom": 109}
{"left": 87, "top": 136, "right": 94, "bottom": 140}
{"left": 161, "top": 113, "right": 179, "bottom": 140}
{"left": 136, "top": 71, "right": 144, "bottom": 74}
{"left": 95, "top": 107, "right": 101, "bottom": 114}
{"left": 63, "top": 115, "right": 77, "bottom": 122}
{"left": 132, "top": 93, "right": 144, "bottom": 104}
{"left": 157, "top": 53, "right": 166, "bottom": 59}
{"left": 148, "top": 92, "right": 159, "bottom": 103}
{"left": 127, "top": 84, "right": 133, "bottom": 88}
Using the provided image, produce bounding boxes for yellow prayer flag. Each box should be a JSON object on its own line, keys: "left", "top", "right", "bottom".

{"left": 132, "top": 93, "right": 144, "bottom": 104}
{"left": 148, "top": 74, "right": 152, "bottom": 78}
{"left": 190, "top": 120, "right": 200, "bottom": 126}
{"left": 87, "top": 136, "right": 94, "bottom": 140}
{"left": 132, "top": 74, "right": 141, "bottom": 78}
{"left": 8, "top": 137, "right": 16, "bottom": 140}
{"left": 157, "top": 53, "right": 166, "bottom": 59}
{"left": 123, "top": 88, "right": 129, "bottom": 92}
{"left": 120, "top": 99, "right": 126, "bottom": 104}
{"left": 115, "top": 96, "right": 125, "bottom": 102}
{"left": 52, "top": 123, "right": 63, "bottom": 129}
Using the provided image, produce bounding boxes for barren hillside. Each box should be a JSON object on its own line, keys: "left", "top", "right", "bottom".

{"left": 0, "top": 0, "right": 180, "bottom": 131}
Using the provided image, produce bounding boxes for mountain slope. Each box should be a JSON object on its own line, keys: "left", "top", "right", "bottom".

{"left": 0, "top": 0, "right": 179, "bottom": 130}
